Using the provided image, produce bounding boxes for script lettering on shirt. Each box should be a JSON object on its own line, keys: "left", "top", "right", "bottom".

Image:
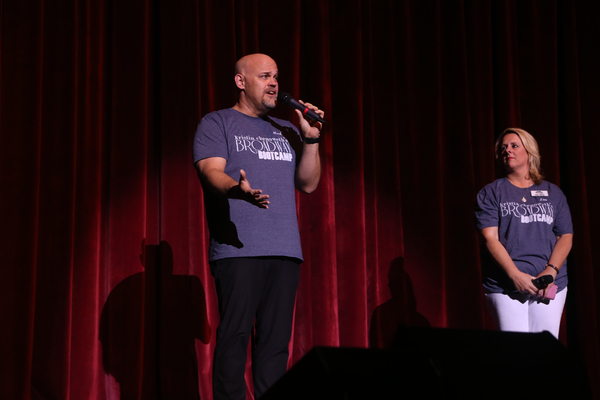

{"left": 500, "top": 201, "right": 555, "bottom": 225}
{"left": 234, "top": 135, "right": 293, "bottom": 162}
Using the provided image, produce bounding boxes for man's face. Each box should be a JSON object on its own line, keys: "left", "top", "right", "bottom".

{"left": 239, "top": 55, "right": 278, "bottom": 116}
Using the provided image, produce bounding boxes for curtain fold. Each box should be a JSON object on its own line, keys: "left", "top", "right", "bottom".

{"left": 1, "top": 1, "right": 599, "bottom": 399}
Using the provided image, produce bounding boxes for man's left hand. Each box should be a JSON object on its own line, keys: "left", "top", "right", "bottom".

{"left": 295, "top": 101, "right": 324, "bottom": 141}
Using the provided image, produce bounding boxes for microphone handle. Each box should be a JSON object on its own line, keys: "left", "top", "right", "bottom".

{"left": 279, "top": 92, "right": 326, "bottom": 124}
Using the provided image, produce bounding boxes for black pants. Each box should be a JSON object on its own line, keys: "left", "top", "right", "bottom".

{"left": 211, "top": 257, "right": 300, "bottom": 400}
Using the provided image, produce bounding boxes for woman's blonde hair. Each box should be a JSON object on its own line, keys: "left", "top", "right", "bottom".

{"left": 495, "top": 127, "right": 543, "bottom": 185}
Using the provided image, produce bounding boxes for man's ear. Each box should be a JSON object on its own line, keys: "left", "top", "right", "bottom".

{"left": 234, "top": 74, "right": 245, "bottom": 90}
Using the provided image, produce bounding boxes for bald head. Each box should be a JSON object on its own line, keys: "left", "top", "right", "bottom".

{"left": 232, "top": 53, "right": 279, "bottom": 117}
{"left": 234, "top": 53, "right": 277, "bottom": 76}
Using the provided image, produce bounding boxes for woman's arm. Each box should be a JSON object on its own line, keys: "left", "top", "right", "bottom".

{"left": 546, "top": 233, "right": 573, "bottom": 276}
{"left": 534, "top": 233, "right": 573, "bottom": 296}
{"left": 480, "top": 226, "right": 539, "bottom": 295}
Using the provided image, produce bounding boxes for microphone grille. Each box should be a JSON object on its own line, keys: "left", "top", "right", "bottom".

{"left": 277, "top": 91, "right": 291, "bottom": 103}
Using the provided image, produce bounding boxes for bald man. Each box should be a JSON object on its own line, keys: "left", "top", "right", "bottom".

{"left": 193, "top": 54, "right": 323, "bottom": 400}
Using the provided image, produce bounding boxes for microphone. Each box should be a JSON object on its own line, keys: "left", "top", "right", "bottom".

{"left": 277, "top": 91, "right": 325, "bottom": 124}
{"left": 532, "top": 275, "right": 554, "bottom": 289}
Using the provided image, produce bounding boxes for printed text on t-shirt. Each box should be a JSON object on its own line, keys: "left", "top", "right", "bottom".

{"left": 501, "top": 202, "right": 554, "bottom": 225}
{"left": 235, "top": 135, "right": 293, "bottom": 162}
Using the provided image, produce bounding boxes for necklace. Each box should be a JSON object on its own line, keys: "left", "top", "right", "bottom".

{"left": 507, "top": 176, "right": 533, "bottom": 189}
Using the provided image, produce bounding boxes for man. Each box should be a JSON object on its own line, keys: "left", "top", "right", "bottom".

{"left": 193, "top": 53, "right": 323, "bottom": 400}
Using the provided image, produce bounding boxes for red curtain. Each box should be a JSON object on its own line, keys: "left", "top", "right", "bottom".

{"left": 1, "top": 0, "right": 599, "bottom": 399}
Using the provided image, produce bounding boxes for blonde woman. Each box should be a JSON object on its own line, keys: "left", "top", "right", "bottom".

{"left": 475, "top": 128, "right": 573, "bottom": 339}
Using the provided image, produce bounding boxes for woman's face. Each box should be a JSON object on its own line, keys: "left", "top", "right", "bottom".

{"left": 500, "top": 133, "right": 528, "bottom": 172}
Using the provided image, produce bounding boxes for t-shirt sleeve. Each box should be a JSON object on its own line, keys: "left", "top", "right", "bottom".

{"left": 193, "top": 113, "right": 229, "bottom": 164}
{"left": 475, "top": 185, "right": 499, "bottom": 231}
{"left": 552, "top": 186, "right": 574, "bottom": 236}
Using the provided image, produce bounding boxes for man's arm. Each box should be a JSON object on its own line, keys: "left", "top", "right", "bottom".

{"left": 195, "top": 157, "right": 270, "bottom": 209}
{"left": 294, "top": 101, "right": 324, "bottom": 194}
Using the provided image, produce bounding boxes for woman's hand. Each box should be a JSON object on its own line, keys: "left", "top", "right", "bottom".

{"left": 534, "top": 282, "right": 554, "bottom": 298}
{"left": 533, "top": 268, "right": 558, "bottom": 298}
{"left": 509, "top": 270, "right": 538, "bottom": 295}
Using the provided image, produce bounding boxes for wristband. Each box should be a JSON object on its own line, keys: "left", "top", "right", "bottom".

{"left": 304, "top": 136, "right": 320, "bottom": 144}
{"left": 546, "top": 263, "right": 560, "bottom": 274}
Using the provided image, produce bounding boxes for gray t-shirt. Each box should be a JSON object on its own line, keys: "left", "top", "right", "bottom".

{"left": 193, "top": 108, "right": 304, "bottom": 262}
{"left": 475, "top": 178, "right": 573, "bottom": 293}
